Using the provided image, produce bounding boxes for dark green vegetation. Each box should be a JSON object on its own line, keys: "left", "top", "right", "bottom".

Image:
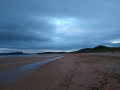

{"left": 37, "top": 52, "right": 66, "bottom": 54}
{"left": 73, "top": 45, "right": 120, "bottom": 53}
{"left": 38, "top": 45, "right": 120, "bottom": 54}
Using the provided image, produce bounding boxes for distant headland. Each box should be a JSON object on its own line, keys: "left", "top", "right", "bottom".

{"left": 0, "top": 45, "right": 120, "bottom": 55}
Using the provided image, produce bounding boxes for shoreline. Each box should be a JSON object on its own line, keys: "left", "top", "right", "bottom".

{"left": 0, "top": 53, "right": 120, "bottom": 90}
{"left": 0, "top": 56, "right": 64, "bottom": 85}
{"left": 0, "top": 55, "right": 61, "bottom": 72}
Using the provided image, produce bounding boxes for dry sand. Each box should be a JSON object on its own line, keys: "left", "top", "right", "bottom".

{"left": 0, "top": 53, "right": 120, "bottom": 90}
{"left": 89, "top": 52, "right": 120, "bottom": 57}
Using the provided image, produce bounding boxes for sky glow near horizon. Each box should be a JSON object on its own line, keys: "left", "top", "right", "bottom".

{"left": 110, "top": 39, "right": 120, "bottom": 44}
{"left": 0, "top": 0, "right": 120, "bottom": 53}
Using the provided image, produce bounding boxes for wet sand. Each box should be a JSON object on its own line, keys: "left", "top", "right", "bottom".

{"left": 0, "top": 53, "right": 120, "bottom": 90}
{"left": 0, "top": 56, "right": 59, "bottom": 72}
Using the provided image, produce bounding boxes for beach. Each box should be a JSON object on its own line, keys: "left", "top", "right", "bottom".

{"left": 0, "top": 53, "right": 120, "bottom": 90}
{"left": 0, "top": 55, "right": 60, "bottom": 72}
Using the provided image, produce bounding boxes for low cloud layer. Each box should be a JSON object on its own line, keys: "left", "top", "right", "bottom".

{"left": 0, "top": 0, "right": 120, "bottom": 52}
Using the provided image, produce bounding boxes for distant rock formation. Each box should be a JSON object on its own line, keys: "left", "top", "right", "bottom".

{"left": 0, "top": 51, "right": 24, "bottom": 55}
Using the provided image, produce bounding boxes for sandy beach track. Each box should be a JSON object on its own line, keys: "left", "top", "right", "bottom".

{"left": 0, "top": 53, "right": 120, "bottom": 90}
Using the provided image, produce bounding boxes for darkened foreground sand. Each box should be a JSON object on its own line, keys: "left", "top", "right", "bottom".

{"left": 0, "top": 56, "right": 58, "bottom": 72}
{"left": 0, "top": 53, "right": 120, "bottom": 90}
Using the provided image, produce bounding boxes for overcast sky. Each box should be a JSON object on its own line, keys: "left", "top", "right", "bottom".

{"left": 0, "top": 0, "right": 120, "bottom": 53}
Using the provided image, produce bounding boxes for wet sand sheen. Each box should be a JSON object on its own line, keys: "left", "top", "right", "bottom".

{"left": 0, "top": 53, "right": 120, "bottom": 90}
{"left": 0, "top": 55, "right": 61, "bottom": 72}
{"left": 0, "top": 56, "right": 64, "bottom": 85}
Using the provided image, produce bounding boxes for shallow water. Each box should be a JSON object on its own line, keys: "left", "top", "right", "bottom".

{"left": 0, "top": 56, "right": 64, "bottom": 85}
{"left": 0, "top": 54, "right": 61, "bottom": 58}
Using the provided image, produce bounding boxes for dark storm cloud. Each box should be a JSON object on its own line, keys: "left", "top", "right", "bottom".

{"left": 0, "top": 22, "right": 52, "bottom": 42}
{"left": 0, "top": 20, "right": 55, "bottom": 50}
{"left": 0, "top": 0, "right": 120, "bottom": 52}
